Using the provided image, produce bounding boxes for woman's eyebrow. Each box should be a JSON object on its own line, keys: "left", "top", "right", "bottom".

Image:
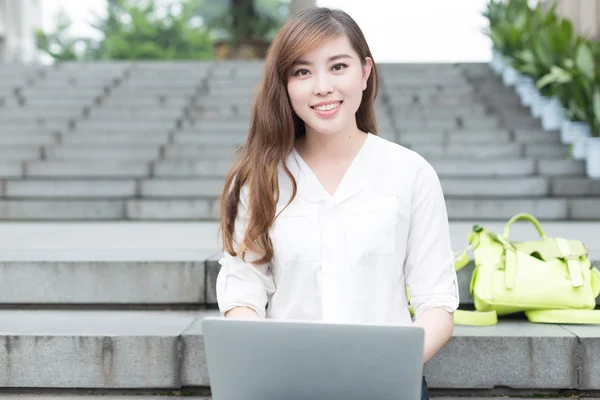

{"left": 292, "top": 54, "right": 353, "bottom": 67}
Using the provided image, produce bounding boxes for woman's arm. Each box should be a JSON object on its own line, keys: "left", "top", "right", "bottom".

{"left": 403, "top": 160, "right": 459, "bottom": 363}
{"left": 413, "top": 307, "right": 454, "bottom": 363}
{"left": 216, "top": 184, "right": 276, "bottom": 319}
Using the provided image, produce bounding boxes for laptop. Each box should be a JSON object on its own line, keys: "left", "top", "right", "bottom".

{"left": 202, "top": 317, "right": 425, "bottom": 400}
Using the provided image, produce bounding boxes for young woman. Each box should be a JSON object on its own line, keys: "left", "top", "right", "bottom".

{"left": 216, "top": 7, "right": 459, "bottom": 399}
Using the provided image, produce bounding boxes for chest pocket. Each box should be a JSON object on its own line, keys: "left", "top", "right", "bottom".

{"left": 343, "top": 195, "right": 399, "bottom": 259}
{"left": 270, "top": 201, "right": 321, "bottom": 265}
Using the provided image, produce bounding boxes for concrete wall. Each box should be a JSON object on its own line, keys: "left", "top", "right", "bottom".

{"left": 0, "top": 0, "right": 42, "bottom": 63}
{"left": 546, "top": 0, "right": 600, "bottom": 39}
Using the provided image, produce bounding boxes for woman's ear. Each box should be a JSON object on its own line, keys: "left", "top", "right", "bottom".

{"left": 362, "top": 57, "right": 373, "bottom": 90}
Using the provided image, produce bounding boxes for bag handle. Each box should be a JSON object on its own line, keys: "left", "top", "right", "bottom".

{"left": 503, "top": 213, "right": 547, "bottom": 240}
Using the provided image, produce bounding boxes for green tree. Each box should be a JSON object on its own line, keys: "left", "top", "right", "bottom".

{"left": 98, "top": 0, "right": 214, "bottom": 60}
{"left": 36, "top": 0, "right": 215, "bottom": 61}
{"left": 35, "top": 10, "right": 94, "bottom": 61}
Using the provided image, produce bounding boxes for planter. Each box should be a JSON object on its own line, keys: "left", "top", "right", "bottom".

{"left": 561, "top": 120, "right": 591, "bottom": 144}
{"left": 517, "top": 79, "right": 537, "bottom": 107}
{"left": 586, "top": 137, "right": 600, "bottom": 179}
{"left": 502, "top": 65, "right": 519, "bottom": 86}
{"left": 530, "top": 92, "right": 548, "bottom": 119}
{"left": 540, "top": 97, "right": 564, "bottom": 131}
{"left": 490, "top": 49, "right": 506, "bottom": 75}
{"left": 572, "top": 134, "right": 591, "bottom": 160}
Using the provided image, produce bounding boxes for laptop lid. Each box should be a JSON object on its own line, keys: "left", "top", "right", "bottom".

{"left": 202, "top": 317, "right": 425, "bottom": 400}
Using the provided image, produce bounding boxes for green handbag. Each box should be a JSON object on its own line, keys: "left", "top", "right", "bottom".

{"left": 452, "top": 213, "right": 600, "bottom": 326}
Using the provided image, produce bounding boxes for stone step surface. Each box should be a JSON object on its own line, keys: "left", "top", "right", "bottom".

{"left": 0, "top": 198, "right": 597, "bottom": 220}
{"left": 0, "top": 61, "right": 598, "bottom": 222}
{"left": 0, "top": 221, "right": 596, "bottom": 305}
{"left": 0, "top": 310, "right": 597, "bottom": 390}
{"left": 8, "top": 177, "right": 594, "bottom": 199}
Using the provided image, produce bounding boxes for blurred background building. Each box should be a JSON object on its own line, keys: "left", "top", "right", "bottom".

{"left": 546, "top": 0, "right": 600, "bottom": 39}
{"left": 0, "top": 0, "right": 42, "bottom": 62}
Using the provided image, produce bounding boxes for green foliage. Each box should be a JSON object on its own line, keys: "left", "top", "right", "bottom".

{"left": 36, "top": 0, "right": 222, "bottom": 61}
{"left": 484, "top": 0, "right": 600, "bottom": 136}
{"left": 36, "top": 0, "right": 290, "bottom": 61}
{"left": 97, "top": 0, "right": 214, "bottom": 60}
{"left": 35, "top": 10, "right": 91, "bottom": 61}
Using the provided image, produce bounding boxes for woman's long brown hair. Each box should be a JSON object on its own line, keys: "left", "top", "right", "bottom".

{"left": 219, "top": 7, "right": 380, "bottom": 265}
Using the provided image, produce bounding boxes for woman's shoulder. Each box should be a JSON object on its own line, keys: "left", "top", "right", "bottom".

{"left": 369, "top": 133, "right": 432, "bottom": 172}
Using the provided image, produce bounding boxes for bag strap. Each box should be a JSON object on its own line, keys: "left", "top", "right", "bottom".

{"left": 454, "top": 231, "right": 481, "bottom": 271}
{"left": 525, "top": 309, "right": 600, "bottom": 324}
{"left": 454, "top": 309, "right": 498, "bottom": 326}
{"left": 503, "top": 213, "right": 547, "bottom": 240}
{"left": 555, "top": 237, "right": 584, "bottom": 288}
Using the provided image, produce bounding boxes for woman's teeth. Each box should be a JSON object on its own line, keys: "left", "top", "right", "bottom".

{"left": 314, "top": 102, "right": 341, "bottom": 111}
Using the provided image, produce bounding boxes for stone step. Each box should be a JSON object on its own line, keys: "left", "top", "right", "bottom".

{"left": 410, "top": 143, "right": 523, "bottom": 159}
{"left": 25, "top": 161, "right": 151, "bottom": 178}
{"left": 0, "top": 198, "right": 596, "bottom": 220}
{"left": 397, "top": 119, "right": 500, "bottom": 130}
{"left": 0, "top": 310, "right": 597, "bottom": 390}
{"left": 0, "top": 163, "right": 23, "bottom": 178}
{"left": 513, "top": 129, "right": 562, "bottom": 143}
{"left": 2, "top": 121, "right": 68, "bottom": 131}
{"left": 75, "top": 120, "right": 178, "bottom": 130}
{"left": 389, "top": 106, "right": 488, "bottom": 116}
{"left": 432, "top": 159, "right": 585, "bottom": 177}
{"left": 400, "top": 130, "right": 512, "bottom": 144}
{"left": 11, "top": 100, "right": 91, "bottom": 109}
{"left": 0, "top": 147, "right": 42, "bottom": 160}
{"left": 3, "top": 180, "right": 139, "bottom": 198}
{"left": 188, "top": 107, "right": 251, "bottom": 119}
{"left": 387, "top": 95, "right": 481, "bottom": 106}
{"left": 22, "top": 92, "right": 104, "bottom": 101}
{"left": 525, "top": 143, "right": 570, "bottom": 158}
{"left": 0, "top": 218, "right": 596, "bottom": 288}
{"left": 99, "top": 98, "right": 190, "bottom": 108}
{"left": 441, "top": 177, "right": 549, "bottom": 196}
{"left": 45, "top": 146, "right": 161, "bottom": 161}
{"left": 181, "top": 121, "right": 250, "bottom": 132}
{"left": 164, "top": 145, "right": 239, "bottom": 159}
{"left": 112, "top": 86, "right": 198, "bottom": 95}
{"left": 0, "top": 111, "right": 77, "bottom": 121}
{"left": 386, "top": 85, "right": 473, "bottom": 94}
{"left": 60, "top": 132, "right": 169, "bottom": 145}
{"left": 173, "top": 133, "right": 246, "bottom": 146}
{"left": 4, "top": 177, "right": 599, "bottom": 200}
{"left": 446, "top": 198, "right": 600, "bottom": 220}
{"left": 71, "top": 126, "right": 174, "bottom": 135}
{"left": 88, "top": 108, "right": 184, "bottom": 119}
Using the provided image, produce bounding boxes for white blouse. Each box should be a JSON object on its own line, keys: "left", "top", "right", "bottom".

{"left": 216, "top": 132, "right": 459, "bottom": 325}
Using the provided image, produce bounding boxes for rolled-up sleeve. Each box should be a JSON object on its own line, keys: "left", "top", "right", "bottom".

{"left": 404, "top": 159, "right": 459, "bottom": 319}
{"left": 216, "top": 186, "right": 276, "bottom": 318}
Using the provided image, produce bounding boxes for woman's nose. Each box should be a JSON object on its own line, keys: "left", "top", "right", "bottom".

{"left": 313, "top": 74, "right": 333, "bottom": 96}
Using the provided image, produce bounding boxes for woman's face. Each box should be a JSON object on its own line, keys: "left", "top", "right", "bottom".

{"left": 287, "top": 35, "right": 372, "bottom": 138}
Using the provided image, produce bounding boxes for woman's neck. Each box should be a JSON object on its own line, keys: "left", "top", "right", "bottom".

{"left": 296, "top": 127, "right": 368, "bottom": 163}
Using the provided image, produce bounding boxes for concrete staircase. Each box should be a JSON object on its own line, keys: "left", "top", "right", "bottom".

{"left": 0, "top": 222, "right": 598, "bottom": 397}
{"left": 0, "top": 61, "right": 599, "bottom": 221}
{"left": 0, "top": 61, "right": 599, "bottom": 397}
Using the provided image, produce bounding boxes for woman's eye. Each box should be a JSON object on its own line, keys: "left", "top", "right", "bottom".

{"left": 332, "top": 63, "right": 348, "bottom": 71}
{"left": 293, "top": 69, "right": 309, "bottom": 76}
